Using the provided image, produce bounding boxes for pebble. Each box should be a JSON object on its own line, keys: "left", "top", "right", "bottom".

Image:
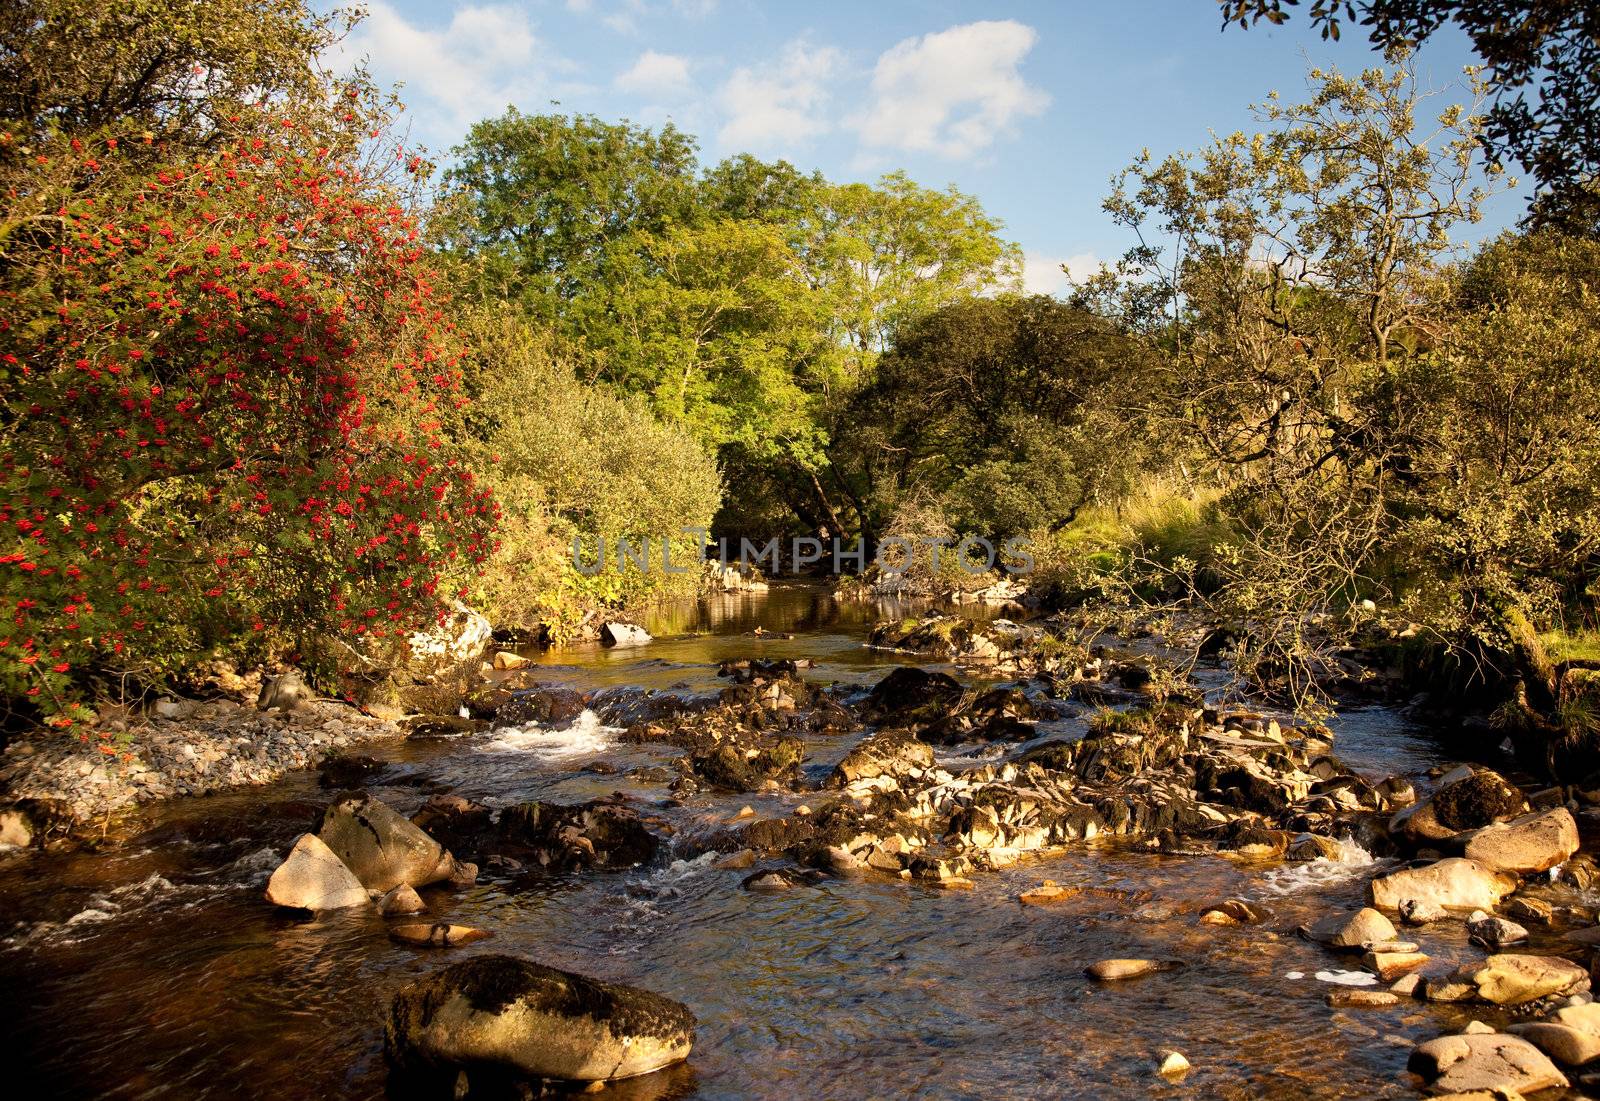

{"left": 1087, "top": 959, "right": 1176, "bottom": 981}
{"left": 389, "top": 923, "right": 491, "bottom": 948}
{"left": 1156, "top": 1050, "right": 1189, "bottom": 1077}
{"left": 1327, "top": 989, "right": 1401, "bottom": 1009}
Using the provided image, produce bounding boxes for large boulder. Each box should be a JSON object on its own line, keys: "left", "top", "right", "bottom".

{"left": 687, "top": 735, "right": 804, "bottom": 793}
{"left": 1394, "top": 767, "right": 1528, "bottom": 844}
{"left": 1508, "top": 1021, "right": 1600, "bottom": 1066}
{"left": 320, "top": 794, "right": 458, "bottom": 892}
{"left": 1369, "top": 858, "right": 1518, "bottom": 913}
{"left": 1464, "top": 807, "right": 1580, "bottom": 875}
{"left": 1463, "top": 954, "right": 1590, "bottom": 1006}
{"left": 1407, "top": 1033, "right": 1568, "bottom": 1095}
{"left": 831, "top": 731, "right": 935, "bottom": 787}
{"left": 862, "top": 667, "right": 963, "bottom": 726}
{"left": 386, "top": 954, "right": 694, "bottom": 1083}
{"left": 354, "top": 601, "right": 494, "bottom": 717}
{"left": 265, "top": 833, "right": 371, "bottom": 911}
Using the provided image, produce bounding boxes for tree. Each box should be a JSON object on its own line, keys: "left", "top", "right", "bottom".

{"left": 1219, "top": 1, "right": 1600, "bottom": 231}
{"left": 438, "top": 109, "right": 700, "bottom": 314}
{"left": 1088, "top": 52, "right": 1506, "bottom": 703}
{"left": 439, "top": 120, "right": 1022, "bottom": 540}
{"left": 1100, "top": 50, "right": 1497, "bottom": 477}
{"left": 832, "top": 296, "right": 1151, "bottom": 543}
{"left": 0, "top": 0, "right": 356, "bottom": 147}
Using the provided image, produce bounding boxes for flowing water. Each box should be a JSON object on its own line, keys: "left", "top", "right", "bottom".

{"left": 0, "top": 584, "right": 1550, "bottom": 1099}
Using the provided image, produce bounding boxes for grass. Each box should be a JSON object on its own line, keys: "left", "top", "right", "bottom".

{"left": 1539, "top": 628, "right": 1600, "bottom": 664}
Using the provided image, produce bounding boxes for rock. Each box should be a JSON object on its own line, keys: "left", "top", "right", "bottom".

{"left": 1020, "top": 880, "right": 1080, "bottom": 906}
{"left": 1505, "top": 896, "right": 1557, "bottom": 925}
{"left": 1560, "top": 926, "right": 1600, "bottom": 949}
{"left": 1364, "top": 949, "right": 1430, "bottom": 982}
{"left": 1393, "top": 768, "right": 1529, "bottom": 846}
{"left": 1370, "top": 859, "right": 1518, "bottom": 913}
{"left": 1202, "top": 899, "right": 1271, "bottom": 925}
{"left": 1466, "top": 954, "right": 1591, "bottom": 1006}
{"left": 1407, "top": 1033, "right": 1568, "bottom": 1095}
{"left": 862, "top": 667, "right": 963, "bottom": 726}
{"left": 1431, "top": 769, "right": 1530, "bottom": 830}
{"left": 385, "top": 954, "right": 694, "bottom": 1082}
{"left": 1468, "top": 912, "right": 1530, "bottom": 950}
{"left": 492, "top": 651, "right": 531, "bottom": 671}
{"left": 378, "top": 602, "right": 494, "bottom": 715}
{"left": 1086, "top": 959, "right": 1178, "bottom": 981}
{"left": 264, "top": 833, "right": 371, "bottom": 911}
{"left": 1327, "top": 989, "right": 1400, "bottom": 1008}
{"left": 389, "top": 922, "right": 491, "bottom": 948}
{"left": 599, "top": 622, "right": 652, "bottom": 648}
{"left": 0, "top": 807, "right": 33, "bottom": 848}
{"left": 1287, "top": 833, "right": 1347, "bottom": 861}
{"left": 1156, "top": 1050, "right": 1190, "bottom": 1077}
{"left": 713, "top": 848, "right": 758, "bottom": 870}
{"left": 1553, "top": 1001, "right": 1600, "bottom": 1035}
{"left": 446, "top": 860, "right": 478, "bottom": 889}
{"left": 742, "top": 869, "right": 811, "bottom": 892}
{"left": 497, "top": 799, "right": 659, "bottom": 871}
{"left": 1401, "top": 898, "right": 1450, "bottom": 925}
{"left": 1302, "top": 907, "right": 1397, "bottom": 949}
{"left": 320, "top": 793, "right": 458, "bottom": 892}
{"left": 1391, "top": 973, "right": 1423, "bottom": 997}
{"left": 831, "top": 731, "right": 934, "bottom": 786}
{"left": 379, "top": 884, "right": 427, "bottom": 916}
{"left": 1462, "top": 1020, "right": 1498, "bottom": 1036}
{"left": 1464, "top": 808, "right": 1580, "bottom": 875}
{"left": 256, "top": 671, "right": 307, "bottom": 711}
{"left": 1508, "top": 1021, "right": 1600, "bottom": 1066}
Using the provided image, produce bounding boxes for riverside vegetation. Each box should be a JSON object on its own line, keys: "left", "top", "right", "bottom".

{"left": 6, "top": 1, "right": 1600, "bottom": 1098}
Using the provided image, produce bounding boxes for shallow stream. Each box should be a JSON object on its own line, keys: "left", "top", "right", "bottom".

{"left": 0, "top": 584, "right": 1559, "bottom": 1099}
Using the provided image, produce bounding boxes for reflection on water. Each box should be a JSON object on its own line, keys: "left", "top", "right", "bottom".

{"left": 0, "top": 583, "right": 1491, "bottom": 1100}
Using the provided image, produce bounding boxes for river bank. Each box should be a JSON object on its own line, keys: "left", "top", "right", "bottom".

{"left": 0, "top": 697, "right": 402, "bottom": 841}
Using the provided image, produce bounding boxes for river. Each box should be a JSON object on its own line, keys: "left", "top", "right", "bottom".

{"left": 0, "top": 583, "right": 1528, "bottom": 1099}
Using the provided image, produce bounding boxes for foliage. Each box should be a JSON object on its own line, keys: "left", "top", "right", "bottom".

{"left": 1219, "top": 0, "right": 1600, "bottom": 232}
{"left": 439, "top": 112, "right": 1020, "bottom": 537}
{"left": 438, "top": 109, "right": 699, "bottom": 313}
{"left": 832, "top": 295, "right": 1155, "bottom": 543}
{"left": 456, "top": 311, "right": 721, "bottom": 634}
{"left": 0, "top": 2, "right": 495, "bottom": 729}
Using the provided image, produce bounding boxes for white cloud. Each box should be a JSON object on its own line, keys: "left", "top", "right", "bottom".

{"left": 342, "top": 3, "right": 559, "bottom": 137}
{"left": 852, "top": 20, "right": 1049, "bottom": 159}
{"left": 565, "top": 0, "right": 594, "bottom": 11}
{"left": 671, "top": 0, "right": 718, "bottom": 15}
{"left": 717, "top": 41, "right": 842, "bottom": 152}
{"left": 1022, "top": 252, "right": 1101, "bottom": 297}
{"left": 615, "top": 50, "right": 693, "bottom": 97}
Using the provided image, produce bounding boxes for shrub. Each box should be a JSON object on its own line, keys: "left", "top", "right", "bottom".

{"left": 0, "top": 113, "right": 496, "bottom": 729}
{"left": 455, "top": 312, "right": 722, "bottom": 635}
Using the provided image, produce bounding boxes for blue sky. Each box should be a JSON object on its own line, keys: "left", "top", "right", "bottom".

{"left": 342, "top": 0, "right": 1524, "bottom": 293}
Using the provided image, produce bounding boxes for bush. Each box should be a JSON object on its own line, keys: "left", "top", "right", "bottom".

{"left": 0, "top": 103, "right": 495, "bottom": 731}
{"left": 455, "top": 312, "right": 722, "bottom": 635}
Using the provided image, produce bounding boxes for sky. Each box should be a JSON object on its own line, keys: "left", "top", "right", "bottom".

{"left": 338, "top": 0, "right": 1526, "bottom": 295}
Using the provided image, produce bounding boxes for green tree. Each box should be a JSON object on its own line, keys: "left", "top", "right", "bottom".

{"left": 439, "top": 109, "right": 700, "bottom": 314}
{"left": 1219, "top": 0, "right": 1600, "bottom": 232}
{"left": 832, "top": 295, "right": 1152, "bottom": 543}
